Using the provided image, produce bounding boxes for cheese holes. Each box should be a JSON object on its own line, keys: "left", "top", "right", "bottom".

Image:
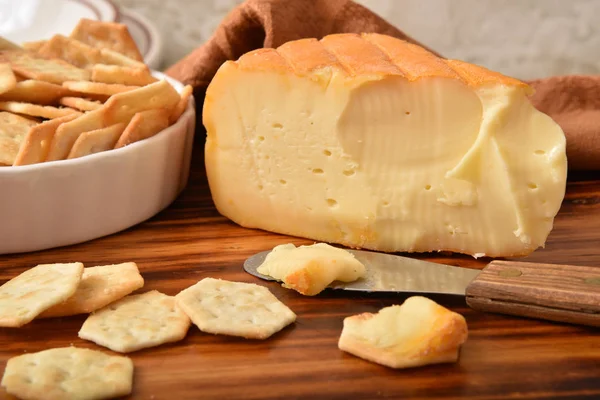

{"left": 424, "top": 185, "right": 432, "bottom": 190}
{"left": 280, "top": 179, "right": 287, "bottom": 185}
{"left": 326, "top": 198, "right": 338, "bottom": 208}
{"left": 323, "top": 150, "right": 332, "bottom": 156}
{"left": 272, "top": 123, "right": 283, "bottom": 129}
{"left": 534, "top": 150, "right": 545, "bottom": 155}
{"left": 312, "top": 168, "right": 324, "bottom": 174}
{"left": 257, "top": 136, "right": 265, "bottom": 141}
{"left": 343, "top": 169, "right": 355, "bottom": 176}
{"left": 405, "top": 111, "right": 411, "bottom": 115}
{"left": 382, "top": 201, "right": 390, "bottom": 207}
{"left": 528, "top": 182, "right": 538, "bottom": 190}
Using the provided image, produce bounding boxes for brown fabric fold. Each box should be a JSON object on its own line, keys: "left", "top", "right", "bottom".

{"left": 166, "top": 0, "right": 600, "bottom": 171}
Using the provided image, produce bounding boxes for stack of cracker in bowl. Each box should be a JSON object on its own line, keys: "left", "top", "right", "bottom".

{"left": 0, "top": 19, "right": 196, "bottom": 255}
{"left": 0, "top": 18, "right": 192, "bottom": 167}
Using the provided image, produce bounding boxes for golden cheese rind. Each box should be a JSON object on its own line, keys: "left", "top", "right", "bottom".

{"left": 233, "top": 33, "right": 529, "bottom": 89}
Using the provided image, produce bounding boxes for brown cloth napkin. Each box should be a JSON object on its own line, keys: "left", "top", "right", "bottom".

{"left": 166, "top": 0, "right": 600, "bottom": 171}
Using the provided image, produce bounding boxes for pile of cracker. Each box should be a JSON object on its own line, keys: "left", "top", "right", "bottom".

{"left": 0, "top": 262, "right": 297, "bottom": 399}
{"left": 0, "top": 19, "right": 192, "bottom": 167}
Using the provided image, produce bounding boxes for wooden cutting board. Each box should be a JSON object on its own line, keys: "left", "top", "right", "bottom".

{"left": 1, "top": 147, "right": 599, "bottom": 400}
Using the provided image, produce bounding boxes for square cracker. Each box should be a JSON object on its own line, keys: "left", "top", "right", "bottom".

{"left": 13, "top": 113, "right": 79, "bottom": 166}
{"left": 59, "top": 96, "right": 102, "bottom": 112}
{"left": 63, "top": 80, "right": 139, "bottom": 96}
{"left": 38, "top": 34, "right": 101, "bottom": 69}
{"left": 97, "top": 48, "right": 146, "bottom": 68}
{"left": 0, "top": 101, "right": 81, "bottom": 119}
{"left": 114, "top": 108, "right": 169, "bottom": 149}
{"left": 175, "top": 277, "right": 297, "bottom": 340}
{"left": 68, "top": 122, "right": 127, "bottom": 159}
{"left": 0, "top": 262, "right": 83, "bottom": 327}
{"left": 21, "top": 40, "right": 46, "bottom": 52}
{"left": 0, "top": 63, "right": 16, "bottom": 95}
{"left": 78, "top": 290, "right": 191, "bottom": 353}
{"left": 0, "top": 111, "right": 38, "bottom": 165}
{"left": 71, "top": 18, "right": 144, "bottom": 61}
{"left": 1, "top": 346, "right": 133, "bottom": 400}
{"left": 169, "top": 84, "right": 193, "bottom": 124}
{"left": 91, "top": 64, "right": 157, "bottom": 86}
{"left": 46, "top": 80, "right": 180, "bottom": 161}
{"left": 0, "top": 80, "right": 72, "bottom": 105}
{"left": 39, "top": 262, "right": 144, "bottom": 318}
{"left": 0, "top": 50, "right": 90, "bottom": 84}
{"left": 0, "top": 37, "right": 21, "bottom": 51}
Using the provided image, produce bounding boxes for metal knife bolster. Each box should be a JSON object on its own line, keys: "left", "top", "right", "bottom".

{"left": 243, "top": 249, "right": 481, "bottom": 296}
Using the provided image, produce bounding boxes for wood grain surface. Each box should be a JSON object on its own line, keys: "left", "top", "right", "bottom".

{"left": 1, "top": 144, "right": 599, "bottom": 400}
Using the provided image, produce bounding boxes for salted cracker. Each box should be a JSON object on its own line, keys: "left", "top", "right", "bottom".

{"left": 0, "top": 63, "right": 16, "bottom": 95}
{"left": 39, "top": 262, "right": 144, "bottom": 318}
{"left": 0, "top": 101, "right": 81, "bottom": 119}
{"left": 0, "top": 111, "right": 38, "bottom": 165}
{"left": 78, "top": 290, "right": 191, "bottom": 353}
{"left": 114, "top": 108, "right": 169, "bottom": 149}
{"left": 0, "top": 80, "right": 72, "bottom": 105}
{"left": 46, "top": 80, "right": 180, "bottom": 161}
{"left": 38, "top": 34, "right": 101, "bottom": 69}
{"left": 0, "top": 37, "right": 21, "bottom": 51}
{"left": 68, "top": 122, "right": 127, "bottom": 159}
{"left": 169, "top": 84, "right": 193, "bottom": 124}
{"left": 0, "top": 50, "right": 90, "bottom": 84}
{"left": 62, "top": 80, "right": 140, "bottom": 96}
{"left": 21, "top": 40, "right": 47, "bottom": 52}
{"left": 70, "top": 18, "right": 144, "bottom": 61}
{"left": 13, "top": 113, "right": 79, "bottom": 166}
{"left": 0, "top": 263, "right": 83, "bottom": 327}
{"left": 1, "top": 347, "right": 133, "bottom": 400}
{"left": 338, "top": 296, "right": 469, "bottom": 369}
{"left": 91, "top": 64, "right": 157, "bottom": 86}
{"left": 59, "top": 96, "right": 102, "bottom": 112}
{"left": 175, "top": 277, "right": 297, "bottom": 340}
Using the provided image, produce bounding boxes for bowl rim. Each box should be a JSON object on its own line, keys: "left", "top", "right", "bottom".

{"left": 0, "top": 72, "right": 194, "bottom": 175}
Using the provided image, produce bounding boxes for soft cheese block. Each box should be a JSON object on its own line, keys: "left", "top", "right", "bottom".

{"left": 203, "top": 33, "right": 568, "bottom": 257}
{"left": 338, "top": 296, "right": 468, "bottom": 369}
{"left": 257, "top": 242, "right": 366, "bottom": 296}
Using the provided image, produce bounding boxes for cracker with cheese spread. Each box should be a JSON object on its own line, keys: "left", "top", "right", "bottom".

{"left": 257, "top": 243, "right": 366, "bottom": 296}
{"left": 338, "top": 296, "right": 468, "bottom": 369}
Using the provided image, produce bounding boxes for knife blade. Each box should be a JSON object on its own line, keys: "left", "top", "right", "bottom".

{"left": 244, "top": 249, "right": 600, "bottom": 328}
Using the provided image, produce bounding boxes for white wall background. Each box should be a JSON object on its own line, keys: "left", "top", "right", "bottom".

{"left": 115, "top": 0, "right": 600, "bottom": 80}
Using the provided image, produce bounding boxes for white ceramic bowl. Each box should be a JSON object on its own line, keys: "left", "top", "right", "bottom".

{"left": 0, "top": 73, "right": 196, "bottom": 254}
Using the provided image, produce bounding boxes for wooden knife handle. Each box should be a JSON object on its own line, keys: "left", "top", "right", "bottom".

{"left": 465, "top": 260, "right": 600, "bottom": 327}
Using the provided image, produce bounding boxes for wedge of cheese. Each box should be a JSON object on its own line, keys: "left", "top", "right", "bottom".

{"left": 257, "top": 242, "right": 366, "bottom": 296}
{"left": 203, "top": 33, "right": 567, "bottom": 257}
{"left": 338, "top": 296, "right": 468, "bottom": 369}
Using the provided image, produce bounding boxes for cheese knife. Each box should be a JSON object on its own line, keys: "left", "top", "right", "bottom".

{"left": 244, "top": 249, "right": 600, "bottom": 327}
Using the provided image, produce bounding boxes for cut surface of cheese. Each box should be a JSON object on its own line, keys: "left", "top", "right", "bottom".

{"left": 257, "top": 242, "right": 366, "bottom": 296}
{"left": 338, "top": 296, "right": 468, "bottom": 369}
{"left": 203, "top": 33, "right": 568, "bottom": 257}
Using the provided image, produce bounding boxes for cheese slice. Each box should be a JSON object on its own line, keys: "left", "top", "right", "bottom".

{"left": 338, "top": 296, "right": 468, "bottom": 369}
{"left": 257, "top": 242, "right": 366, "bottom": 296}
{"left": 203, "top": 33, "right": 568, "bottom": 257}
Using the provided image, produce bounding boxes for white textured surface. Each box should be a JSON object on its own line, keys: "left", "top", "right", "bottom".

{"left": 114, "top": 0, "right": 600, "bottom": 79}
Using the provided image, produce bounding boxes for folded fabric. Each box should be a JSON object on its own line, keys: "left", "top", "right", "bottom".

{"left": 166, "top": 0, "right": 600, "bottom": 171}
